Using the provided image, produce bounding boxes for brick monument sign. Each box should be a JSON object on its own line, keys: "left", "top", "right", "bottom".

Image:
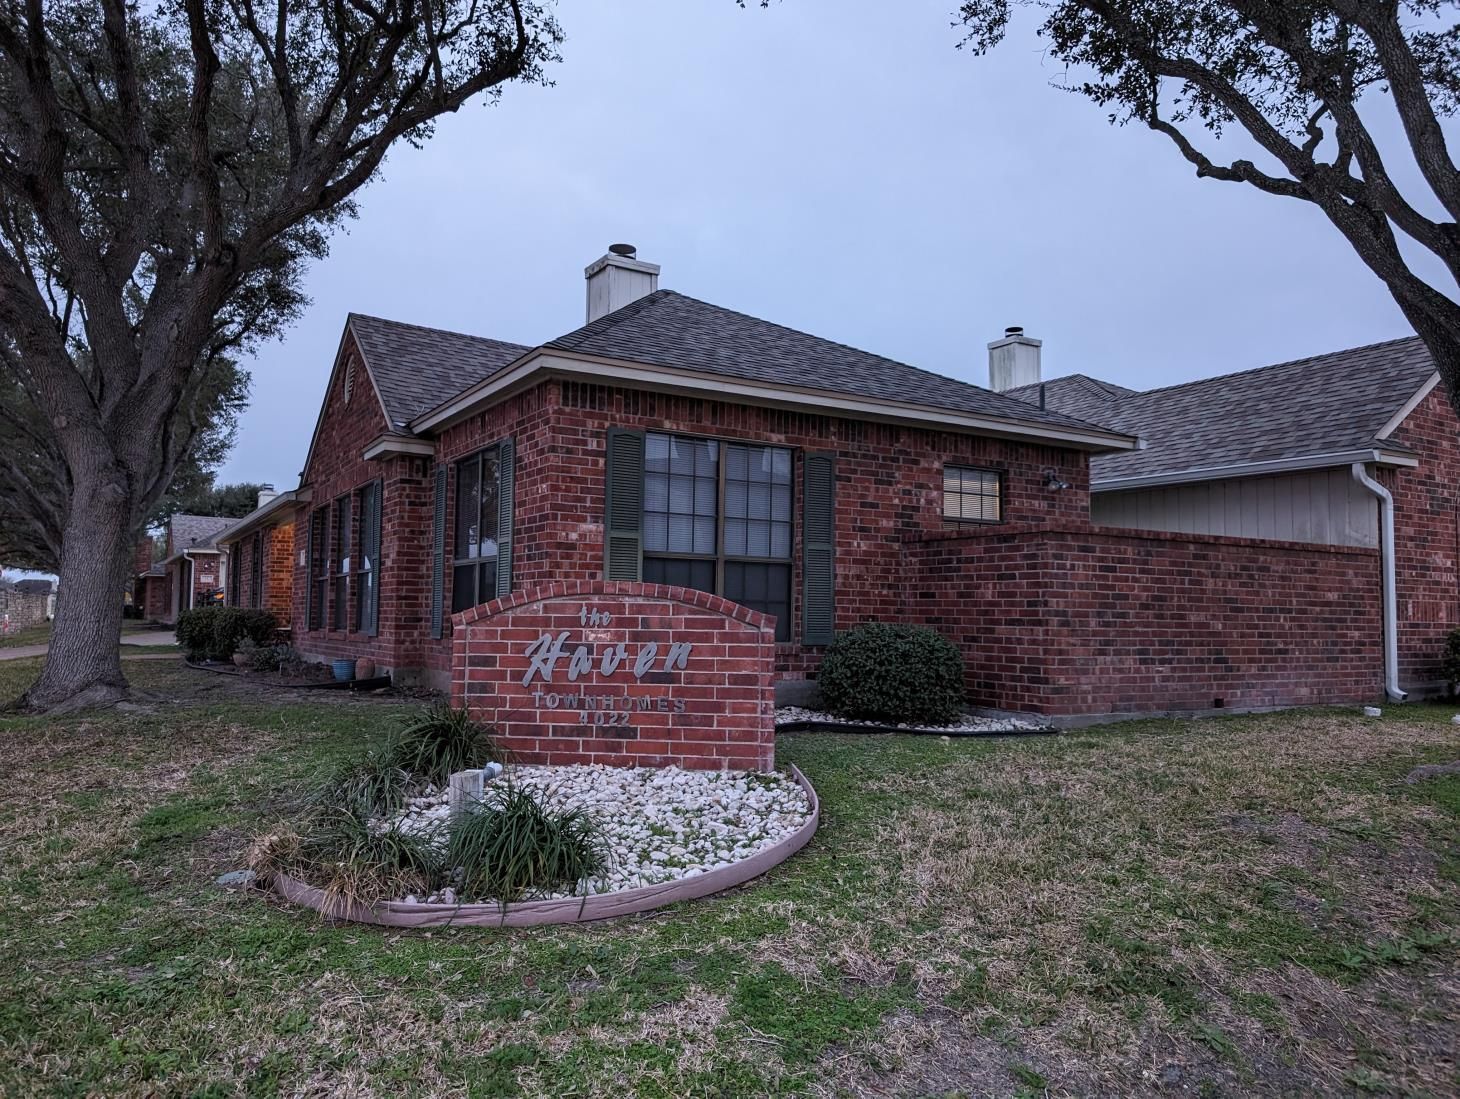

{"left": 451, "top": 581, "right": 778, "bottom": 770}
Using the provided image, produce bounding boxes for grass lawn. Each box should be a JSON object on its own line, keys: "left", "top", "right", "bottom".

{"left": 1, "top": 659, "right": 1457, "bottom": 1097}
{"left": 0, "top": 622, "right": 50, "bottom": 649}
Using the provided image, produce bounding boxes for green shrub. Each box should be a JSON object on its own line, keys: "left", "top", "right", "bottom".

{"left": 816, "top": 622, "right": 966, "bottom": 725}
{"left": 449, "top": 782, "right": 605, "bottom": 901}
{"left": 176, "top": 606, "right": 277, "bottom": 660}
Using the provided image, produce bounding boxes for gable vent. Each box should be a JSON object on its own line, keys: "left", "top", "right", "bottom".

{"left": 343, "top": 356, "right": 356, "bottom": 404}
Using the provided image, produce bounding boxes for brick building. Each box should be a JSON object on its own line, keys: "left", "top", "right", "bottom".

{"left": 215, "top": 488, "right": 305, "bottom": 629}
{"left": 131, "top": 514, "right": 232, "bottom": 624}
{"left": 278, "top": 245, "right": 1456, "bottom": 715}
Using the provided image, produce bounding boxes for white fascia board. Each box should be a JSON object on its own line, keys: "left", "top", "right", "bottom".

{"left": 1376, "top": 372, "right": 1441, "bottom": 439}
{"left": 409, "top": 349, "right": 1140, "bottom": 453}
{"left": 362, "top": 434, "right": 437, "bottom": 460}
{"left": 214, "top": 489, "right": 311, "bottom": 546}
{"left": 1092, "top": 448, "right": 1419, "bottom": 493}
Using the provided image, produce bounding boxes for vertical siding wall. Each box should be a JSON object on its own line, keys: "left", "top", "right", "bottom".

{"left": 904, "top": 525, "right": 1383, "bottom": 715}
{"left": 1093, "top": 468, "right": 1379, "bottom": 547}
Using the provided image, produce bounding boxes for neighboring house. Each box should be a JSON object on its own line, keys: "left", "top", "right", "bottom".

{"left": 0, "top": 576, "right": 53, "bottom": 632}
{"left": 215, "top": 486, "right": 307, "bottom": 629}
{"left": 1003, "top": 335, "right": 1454, "bottom": 696}
{"left": 270, "top": 245, "right": 1415, "bottom": 716}
{"left": 132, "top": 513, "right": 234, "bottom": 624}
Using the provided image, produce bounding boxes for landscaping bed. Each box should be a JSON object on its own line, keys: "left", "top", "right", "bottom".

{"left": 184, "top": 658, "right": 391, "bottom": 691}
{"left": 249, "top": 704, "right": 819, "bottom": 926}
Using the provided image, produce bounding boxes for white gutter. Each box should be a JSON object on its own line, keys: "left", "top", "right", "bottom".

{"left": 1351, "top": 462, "right": 1407, "bottom": 702}
{"left": 1094, "top": 448, "right": 1418, "bottom": 493}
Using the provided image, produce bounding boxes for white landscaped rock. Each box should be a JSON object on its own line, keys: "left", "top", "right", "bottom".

{"left": 774, "top": 705, "right": 1049, "bottom": 735}
{"left": 375, "top": 763, "right": 812, "bottom": 904}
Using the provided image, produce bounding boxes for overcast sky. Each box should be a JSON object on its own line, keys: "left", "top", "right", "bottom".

{"left": 217, "top": 0, "right": 1442, "bottom": 487}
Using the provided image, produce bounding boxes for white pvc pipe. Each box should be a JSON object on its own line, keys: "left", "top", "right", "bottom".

{"left": 1351, "top": 463, "right": 1407, "bottom": 701}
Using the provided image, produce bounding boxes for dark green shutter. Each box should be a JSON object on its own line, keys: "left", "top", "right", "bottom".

{"left": 496, "top": 438, "right": 515, "bottom": 598}
{"left": 802, "top": 452, "right": 836, "bottom": 645}
{"left": 366, "top": 480, "right": 382, "bottom": 637}
{"left": 430, "top": 463, "right": 448, "bottom": 638}
{"left": 303, "top": 514, "right": 314, "bottom": 629}
{"left": 604, "top": 429, "right": 645, "bottom": 581}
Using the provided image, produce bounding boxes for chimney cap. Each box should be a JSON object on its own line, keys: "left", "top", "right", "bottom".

{"left": 1005, "top": 325, "right": 1024, "bottom": 337}
{"left": 608, "top": 242, "right": 637, "bottom": 258}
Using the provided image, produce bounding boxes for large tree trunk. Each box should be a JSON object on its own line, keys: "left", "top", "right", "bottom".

{"left": 15, "top": 466, "right": 135, "bottom": 713}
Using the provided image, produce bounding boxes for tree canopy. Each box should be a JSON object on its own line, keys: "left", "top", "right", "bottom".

{"left": 958, "top": 0, "right": 1460, "bottom": 408}
{"left": 0, "top": 0, "right": 561, "bottom": 710}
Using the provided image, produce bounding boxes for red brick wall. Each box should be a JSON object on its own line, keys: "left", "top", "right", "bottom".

{"left": 292, "top": 335, "right": 435, "bottom": 674}
{"left": 904, "top": 524, "right": 1383, "bottom": 714}
{"left": 142, "top": 575, "right": 168, "bottom": 620}
{"left": 303, "top": 373, "right": 1095, "bottom": 687}
{"left": 226, "top": 522, "right": 297, "bottom": 626}
{"left": 428, "top": 380, "right": 1092, "bottom": 681}
{"left": 451, "top": 581, "right": 776, "bottom": 770}
{"left": 1384, "top": 385, "right": 1460, "bottom": 692}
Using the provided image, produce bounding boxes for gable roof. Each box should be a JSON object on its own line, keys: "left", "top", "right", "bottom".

{"left": 1005, "top": 336, "right": 1436, "bottom": 486}
{"left": 348, "top": 313, "right": 529, "bottom": 429}
{"left": 14, "top": 578, "right": 52, "bottom": 594}
{"left": 539, "top": 290, "right": 1116, "bottom": 435}
{"left": 169, "top": 513, "right": 233, "bottom": 553}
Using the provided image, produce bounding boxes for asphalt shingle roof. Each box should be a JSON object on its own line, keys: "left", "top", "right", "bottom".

{"left": 1006, "top": 336, "right": 1437, "bottom": 483}
{"left": 348, "top": 314, "right": 530, "bottom": 428}
{"left": 1005, "top": 374, "right": 1136, "bottom": 423}
{"left": 170, "top": 513, "right": 234, "bottom": 552}
{"left": 542, "top": 290, "right": 1123, "bottom": 435}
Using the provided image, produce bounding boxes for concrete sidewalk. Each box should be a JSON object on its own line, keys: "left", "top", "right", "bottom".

{"left": 0, "top": 631, "right": 177, "bottom": 662}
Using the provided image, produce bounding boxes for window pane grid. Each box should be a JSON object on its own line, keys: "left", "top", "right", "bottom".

{"left": 452, "top": 448, "right": 501, "bottom": 614}
{"left": 642, "top": 432, "right": 792, "bottom": 640}
{"left": 943, "top": 466, "right": 1002, "bottom": 522}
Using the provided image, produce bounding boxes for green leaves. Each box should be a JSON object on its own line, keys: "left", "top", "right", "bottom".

{"left": 817, "top": 622, "right": 967, "bottom": 725}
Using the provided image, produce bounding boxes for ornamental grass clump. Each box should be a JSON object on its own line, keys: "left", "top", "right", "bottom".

{"left": 305, "top": 805, "right": 442, "bottom": 909}
{"left": 817, "top": 622, "right": 966, "bottom": 725}
{"left": 448, "top": 781, "right": 606, "bottom": 902}
{"left": 387, "top": 703, "right": 500, "bottom": 784}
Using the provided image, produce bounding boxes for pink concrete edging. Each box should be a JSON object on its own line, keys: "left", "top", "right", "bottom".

{"left": 265, "top": 764, "right": 820, "bottom": 928}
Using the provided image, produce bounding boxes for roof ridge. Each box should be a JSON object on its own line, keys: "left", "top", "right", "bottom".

{"left": 547, "top": 289, "right": 675, "bottom": 347}
{"left": 1130, "top": 333, "right": 1427, "bottom": 401}
{"left": 348, "top": 311, "right": 530, "bottom": 350}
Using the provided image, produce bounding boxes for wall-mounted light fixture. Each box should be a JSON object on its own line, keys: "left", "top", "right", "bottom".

{"left": 1042, "top": 469, "right": 1071, "bottom": 490}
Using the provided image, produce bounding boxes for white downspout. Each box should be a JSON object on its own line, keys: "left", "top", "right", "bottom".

{"left": 182, "top": 551, "right": 197, "bottom": 611}
{"left": 1351, "top": 463, "right": 1407, "bottom": 701}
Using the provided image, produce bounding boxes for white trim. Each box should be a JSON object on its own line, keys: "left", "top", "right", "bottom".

{"left": 362, "top": 434, "right": 437, "bottom": 460}
{"left": 214, "top": 489, "right": 311, "bottom": 546}
{"left": 409, "top": 349, "right": 1140, "bottom": 452}
{"left": 1376, "top": 372, "right": 1440, "bottom": 439}
{"left": 1092, "top": 448, "right": 1419, "bottom": 492}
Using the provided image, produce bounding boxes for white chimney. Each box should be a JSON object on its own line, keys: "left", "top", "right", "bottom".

{"left": 987, "top": 326, "right": 1042, "bottom": 392}
{"left": 585, "top": 243, "right": 659, "bottom": 323}
{"left": 256, "top": 484, "right": 279, "bottom": 508}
